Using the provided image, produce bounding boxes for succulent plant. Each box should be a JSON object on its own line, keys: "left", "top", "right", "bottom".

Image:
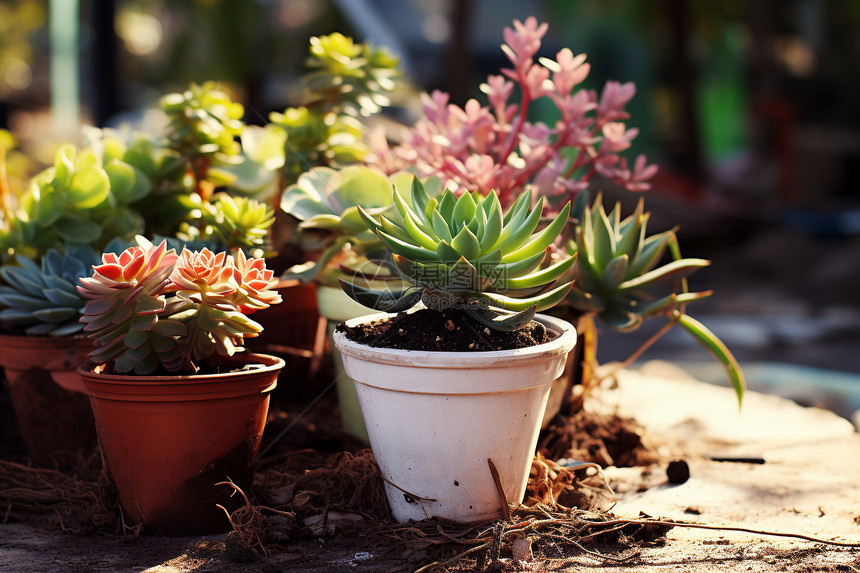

{"left": 0, "top": 245, "right": 101, "bottom": 336}
{"left": 0, "top": 143, "right": 152, "bottom": 261}
{"left": 77, "top": 239, "right": 281, "bottom": 375}
{"left": 177, "top": 192, "right": 275, "bottom": 258}
{"left": 161, "top": 81, "right": 244, "bottom": 163}
{"left": 367, "top": 17, "right": 656, "bottom": 208}
{"left": 566, "top": 194, "right": 744, "bottom": 402}
{"left": 340, "top": 178, "right": 575, "bottom": 331}
{"left": 566, "top": 194, "right": 712, "bottom": 331}
{"left": 281, "top": 165, "right": 440, "bottom": 286}
{"left": 268, "top": 33, "right": 400, "bottom": 185}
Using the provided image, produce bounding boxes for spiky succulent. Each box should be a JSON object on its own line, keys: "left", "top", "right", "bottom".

{"left": 566, "top": 194, "right": 712, "bottom": 331}
{"left": 566, "top": 194, "right": 745, "bottom": 403}
{"left": 340, "top": 178, "right": 575, "bottom": 331}
{"left": 77, "top": 239, "right": 281, "bottom": 375}
{"left": 0, "top": 246, "right": 100, "bottom": 336}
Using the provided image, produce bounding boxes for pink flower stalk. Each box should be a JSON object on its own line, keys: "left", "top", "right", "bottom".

{"left": 367, "top": 17, "right": 657, "bottom": 208}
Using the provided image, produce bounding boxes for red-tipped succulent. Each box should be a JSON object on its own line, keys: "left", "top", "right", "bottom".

{"left": 78, "top": 239, "right": 281, "bottom": 375}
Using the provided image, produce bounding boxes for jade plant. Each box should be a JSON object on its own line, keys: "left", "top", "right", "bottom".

{"left": 367, "top": 17, "right": 657, "bottom": 208}
{"left": 566, "top": 194, "right": 745, "bottom": 402}
{"left": 0, "top": 245, "right": 101, "bottom": 337}
{"left": 268, "top": 33, "right": 400, "bottom": 186}
{"left": 77, "top": 239, "right": 281, "bottom": 375}
{"left": 0, "top": 143, "right": 152, "bottom": 261}
{"left": 340, "top": 177, "right": 575, "bottom": 331}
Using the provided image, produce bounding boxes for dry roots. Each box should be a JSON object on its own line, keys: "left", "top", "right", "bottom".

{"left": 0, "top": 453, "right": 124, "bottom": 535}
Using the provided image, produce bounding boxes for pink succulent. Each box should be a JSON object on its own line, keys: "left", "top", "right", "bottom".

{"left": 366, "top": 17, "right": 657, "bottom": 208}
{"left": 78, "top": 241, "right": 281, "bottom": 375}
{"left": 231, "top": 249, "right": 281, "bottom": 313}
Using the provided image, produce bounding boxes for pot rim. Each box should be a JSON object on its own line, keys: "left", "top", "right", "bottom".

{"left": 77, "top": 352, "right": 285, "bottom": 384}
{"left": 333, "top": 312, "right": 576, "bottom": 369}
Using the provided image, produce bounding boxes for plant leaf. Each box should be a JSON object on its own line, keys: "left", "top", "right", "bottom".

{"left": 677, "top": 314, "right": 745, "bottom": 407}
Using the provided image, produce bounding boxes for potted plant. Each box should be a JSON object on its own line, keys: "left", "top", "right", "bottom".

{"left": 554, "top": 194, "right": 745, "bottom": 418}
{"left": 332, "top": 178, "right": 577, "bottom": 523}
{"left": 0, "top": 132, "right": 151, "bottom": 467}
{"left": 75, "top": 239, "right": 284, "bottom": 534}
{"left": 0, "top": 246, "right": 102, "bottom": 467}
{"left": 281, "top": 165, "right": 441, "bottom": 441}
{"left": 364, "top": 16, "right": 744, "bottom": 424}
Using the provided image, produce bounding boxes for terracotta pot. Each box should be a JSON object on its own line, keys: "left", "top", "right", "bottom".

{"left": 0, "top": 333, "right": 96, "bottom": 468}
{"left": 247, "top": 279, "right": 318, "bottom": 349}
{"left": 79, "top": 353, "right": 284, "bottom": 535}
{"left": 333, "top": 314, "right": 576, "bottom": 523}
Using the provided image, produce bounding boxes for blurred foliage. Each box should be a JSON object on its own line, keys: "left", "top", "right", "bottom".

{"left": 0, "top": 141, "right": 151, "bottom": 259}
{"left": 269, "top": 32, "right": 401, "bottom": 186}
{"left": 0, "top": 0, "right": 45, "bottom": 97}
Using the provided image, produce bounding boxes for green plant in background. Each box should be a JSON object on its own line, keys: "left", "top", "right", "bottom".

{"left": 268, "top": 33, "right": 400, "bottom": 186}
{"left": 160, "top": 81, "right": 244, "bottom": 203}
{"left": 178, "top": 192, "right": 275, "bottom": 258}
{"left": 281, "top": 166, "right": 441, "bottom": 287}
{"left": 0, "top": 142, "right": 152, "bottom": 261}
{"left": 566, "top": 194, "right": 745, "bottom": 403}
{"left": 341, "top": 178, "right": 575, "bottom": 331}
{"left": 0, "top": 245, "right": 100, "bottom": 336}
{"left": 77, "top": 239, "right": 281, "bottom": 375}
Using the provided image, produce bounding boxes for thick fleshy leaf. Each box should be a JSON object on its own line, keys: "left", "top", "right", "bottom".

{"left": 494, "top": 254, "right": 575, "bottom": 290}
{"left": 376, "top": 230, "right": 439, "bottom": 262}
{"left": 501, "top": 201, "right": 570, "bottom": 263}
{"left": 638, "top": 290, "right": 713, "bottom": 317}
{"left": 617, "top": 258, "right": 710, "bottom": 292}
{"left": 626, "top": 230, "right": 673, "bottom": 279}
{"left": 55, "top": 215, "right": 102, "bottom": 244}
{"left": 432, "top": 210, "right": 453, "bottom": 243}
{"left": 473, "top": 281, "right": 573, "bottom": 312}
{"left": 601, "top": 254, "right": 629, "bottom": 289}
{"left": 392, "top": 255, "right": 451, "bottom": 289}
{"left": 435, "top": 240, "right": 461, "bottom": 265}
{"left": 34, "top": 190, "right": 65, "bottom": 227}
{"left": 450, "top": 225, "right": 481, "bottom": 260}
{"left": 105, "top": 160, "right": 151, "bottom": 203}
{"left": 678, "top": 314, "right": 745, "bottom": 407}
{"left": 451, "top": 191, "right": 477, "bottom": 232}
{"left": 338, "top": 279, "right": 424, "bottom": 312}
{"left": 479, "top": 195, "right": 503, "bottom": 255}
{"left": 492, "top": 196, "right": 543, "bottom": 254}
{"left": 616, "top": 199, "right": 645, "bottom": 257}
{"left": 463, "top": 303, "right": 536, "bottom": 332}
{"left": 31, "top": 307, "right": 78, "bottom": 322}
{"left": 67, "top": 161, "right": 110, "bottom": 209}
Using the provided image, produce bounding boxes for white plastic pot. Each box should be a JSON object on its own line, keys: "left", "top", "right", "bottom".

{"left": 333, "top": 313, "right": 577, "bottom": 523}
{"left": 316, "top": 286, "right": 377, "bottom": 442}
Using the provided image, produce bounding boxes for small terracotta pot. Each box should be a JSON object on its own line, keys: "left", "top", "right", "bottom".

{"left": 0, "top": 333, "right": 96, "bottom": 467}
{"left": 79, "top": 353, "right": 284, "bottom": 535}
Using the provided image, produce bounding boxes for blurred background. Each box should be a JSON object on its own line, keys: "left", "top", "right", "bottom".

{"left": 2, "top": 0, "right": 859, "bottom": 419}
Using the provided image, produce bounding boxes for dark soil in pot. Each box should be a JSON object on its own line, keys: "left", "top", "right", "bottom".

{"left": 336, "top": 308, "right": 556, "bottom": 351}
